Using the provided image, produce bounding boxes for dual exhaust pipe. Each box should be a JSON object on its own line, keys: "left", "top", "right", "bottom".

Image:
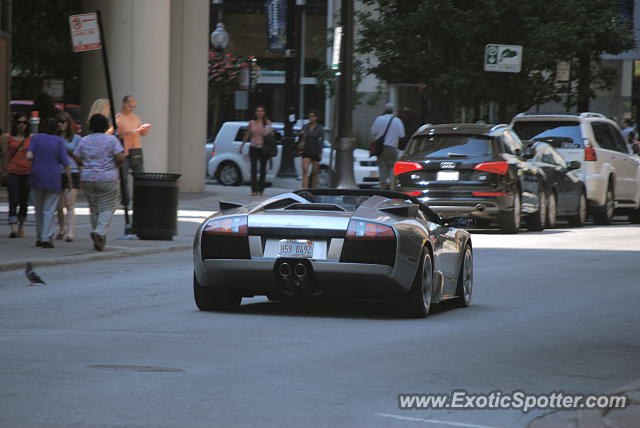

{"left": 278, "top": 262, "right": 308, "bottom": 280}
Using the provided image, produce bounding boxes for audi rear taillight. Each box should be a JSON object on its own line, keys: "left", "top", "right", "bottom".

{"left": 584, "top": 146, "right": 597, "bottom": 161}
{"left": 473, "top": 161, "right": 509, "bottom": 175}
{"left": 472, "top": 191, "right": 507, "bottom": 197}
{"left": 204, "top": 216, "right": 248, "bottom": 236}
{"left": 346, "top": 220, "right": 395, "bottom": 240}
{"left": 394, "top": 161, "right": 423, "bottom": 176}
{"left": 403, "top": 191, "right": 423, "bottom": 197}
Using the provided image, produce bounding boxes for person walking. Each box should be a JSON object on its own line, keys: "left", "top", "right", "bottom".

{"left": 371, "top": 103, "right": 405, "bottom": 189}
{"left": 621, "top": 118, "right": 636, "bottom": 145}
{"left": 25, "top": 118, "right": 71, "bottom": 248}
{"left": 239, "top": 105, "right": 272, "bottom": 196}
{"left": 55, "top": 112, "right": 82, "bottom": 242}
{"left": 72, "top": 114, "right": 125, "bottom": 251}
{"left": 299, "top": 110, "right": 324, "bottom": 188}
{"left": 116, "top": 95, "right": 151, "bottom": 206}
{"left": 1, "top": 113, "right": 32, "bottom": 238}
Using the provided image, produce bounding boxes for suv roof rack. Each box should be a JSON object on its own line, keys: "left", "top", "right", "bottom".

{"left": 578, "top": 112, "right": 606, "bottom": 118}
{"left": 514, "top": 112, "right": 607, "bottom": 119}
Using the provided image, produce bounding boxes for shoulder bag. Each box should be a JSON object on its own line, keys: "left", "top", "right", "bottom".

{"left": 369, "top": 116, "right": 394, "bottom": 157}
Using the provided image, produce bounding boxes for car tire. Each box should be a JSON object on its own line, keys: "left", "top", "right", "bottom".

{"left": 498, "top": 192, "right": 521, "bottom": 234}
{"left": 527, "top": 191, "right": 546, "bottom": 231}
{"left": 193, "top": 273, "right": 241, "bottom": 311}
{"left": 454, "top": 245, "right": 473, "bottom": 308}
{"left": 592, "top": 185, "right": 614, "bottom": 225}
{"left": 568, "top": 190, "right": 588, "bottom": 227}
{"left": 401, "top": 249, "right": 434, "bottom": 318}
{"left": 216, "top": 162, "right": 242, "bottom": 186}
{"left": 546, "top": 191, "right": 558, "bottom": 229}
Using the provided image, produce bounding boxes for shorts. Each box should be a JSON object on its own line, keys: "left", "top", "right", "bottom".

{"left": 302, "top": 153, "right": 321, "bottom": 162}
{"left": 62, "top": 173, "right": 81, "bottom": 190}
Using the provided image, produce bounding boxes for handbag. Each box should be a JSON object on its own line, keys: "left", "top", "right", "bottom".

{"left": 128, "top": 147, "right": 143, "bottom": 167}
{"left": 262, "top": 133, "right": 278, "bottom": 158}
{"left": 370, "top": 116, "right": 394, "bottom": 157}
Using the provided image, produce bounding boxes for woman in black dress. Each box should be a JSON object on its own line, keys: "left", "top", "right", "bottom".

{"left": 299, "top": 110, "right": 324, "bottom": 188}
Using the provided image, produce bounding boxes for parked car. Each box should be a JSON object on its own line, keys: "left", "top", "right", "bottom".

{"left": 193, "top": 188, "right": 473, "bottom": 318}
{"left": 511, "top": 112, "right": 640, "bottom": 224}
{"left": 207, "top": 121, "right": 379, "bottom": 188}
{"left": 392, "top": 123, "right": 546, "bottom": 233}
{"left": 525, "top": 141, "right": 588, "bottom": 227}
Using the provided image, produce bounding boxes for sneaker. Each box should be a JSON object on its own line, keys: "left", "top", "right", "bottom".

{"left": 41, "top": 241, "right": 54, "bottom": 249}
{"left": 35, "top": 240, "right": 43, "bottom": 247}
{"left": 9, "top": 224, "right": 17, "bottom": 238}
{"left": 56, "top": 232, "right": 64, "bottom": 240}
{"left": 90, "top": 232, "right": 100, "bottom": 251}
{"left": 65, "top": 237, "right": 73, "bottom": 242}
{"left": 91, "top": 232, "right": 105, "bottom": 251}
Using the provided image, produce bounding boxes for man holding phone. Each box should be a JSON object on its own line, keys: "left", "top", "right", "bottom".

{"left": 116, "top": 94, "right": 151, "bottom": 206}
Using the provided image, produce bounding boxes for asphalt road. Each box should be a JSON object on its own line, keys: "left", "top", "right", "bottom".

{"left": 1, "top": 223, "right": 639, "bottom": 428}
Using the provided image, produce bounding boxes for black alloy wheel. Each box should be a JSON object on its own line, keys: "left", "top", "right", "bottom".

{"left": 454, "top": 245, "right": 473, "bottom": 308}
{"left": 498, "top": 192, "right": 521, "bottom": 234}
{"left": 592, "top": 186, "right": 614, "bottom": 225}
{"left": 568, "top": 191, "right": 588, "bottom": 227}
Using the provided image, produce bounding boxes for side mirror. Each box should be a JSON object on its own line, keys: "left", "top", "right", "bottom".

{"left": 632, "top": 144, "right": 640, "bottom": 155}
{"left": 447, "top": 217, "right": 476, "bottom": 229}
{"left": 567, "top": 160, "right": 581, "bottom": 170}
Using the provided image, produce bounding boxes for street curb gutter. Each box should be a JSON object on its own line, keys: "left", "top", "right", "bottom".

{"left": 0, "top": 244, "right": 192, "bottom": 273}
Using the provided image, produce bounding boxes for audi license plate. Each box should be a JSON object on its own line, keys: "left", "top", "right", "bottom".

{"left": 436, "top": 171, "right": 459, "bottom": 181}
{"left": 279, "top": 240, "right": 314, "bottom": 258}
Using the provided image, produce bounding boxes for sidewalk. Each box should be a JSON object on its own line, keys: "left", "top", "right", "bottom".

{"left": 527, "top": 378, "right": 640, "bottom": 428}
{"left": 0, "top": 178, "right": 299, "bottom": 272}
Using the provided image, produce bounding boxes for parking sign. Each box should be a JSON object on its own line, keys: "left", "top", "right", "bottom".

{"left": 484, "top": 44, "right": 522, "bottom": 73}
{"left": 69, "top": 13, "right": 102, "bottom": 52}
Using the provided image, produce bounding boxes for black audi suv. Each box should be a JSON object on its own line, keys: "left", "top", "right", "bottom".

{"left": 392, "top": 124, "right": 545, "bottom": 233}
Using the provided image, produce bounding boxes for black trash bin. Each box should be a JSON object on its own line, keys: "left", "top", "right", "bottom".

{"left": 131, "top": 172, "right": 182, "bottom": 240}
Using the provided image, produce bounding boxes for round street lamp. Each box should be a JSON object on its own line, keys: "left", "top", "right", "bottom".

{"left": 210, "top": 23, "right": 229, "bottom": 51}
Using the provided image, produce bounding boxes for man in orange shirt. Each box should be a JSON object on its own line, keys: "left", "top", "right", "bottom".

{"left": 116, "top": 95, "right": 151, "bottom": 206}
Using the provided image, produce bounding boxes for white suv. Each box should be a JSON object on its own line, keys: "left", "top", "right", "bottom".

{"left": 511, "top": 113, "right": 640, "bottom": 224}
{"left": 206, "top": 121, "right": 379, "bottom": 188}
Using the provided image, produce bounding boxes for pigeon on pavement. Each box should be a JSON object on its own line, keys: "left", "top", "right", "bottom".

{"left": 25, "top": 262, "right": 46, "bottom": 285}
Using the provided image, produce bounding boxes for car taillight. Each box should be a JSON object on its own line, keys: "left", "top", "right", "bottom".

{"left": 403, "top": 191, "right": 423, "bottom": 196}
{"left": 211, "top": 151, "right": 216, "bottom": 157}
{"left": 584, "top": 146, "right": 597, "bottom": 161}
{"left": 346, "top": 219, "right": 395, "bottom": 240}
{"left": 472, "top": 191, "right": 507, "bottom": 197}
{"left": 394, "top": 161, "right": 423, "bottom": 176}
{"left": 473, "top": 161, "right": 509, "bottom": 175}
{"left": 204, "top": 216, "right": 248, "bottom": 236}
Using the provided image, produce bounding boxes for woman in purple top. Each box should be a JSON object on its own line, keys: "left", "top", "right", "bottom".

{"left": 72, "top": 114, "right": 125, "bottom": 251}
{"left": 26, "top": 118, "right": 72, "bottom": 248}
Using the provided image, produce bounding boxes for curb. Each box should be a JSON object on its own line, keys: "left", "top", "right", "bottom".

{"left": 0, "top": 243, "right": 192, "bottom": 273}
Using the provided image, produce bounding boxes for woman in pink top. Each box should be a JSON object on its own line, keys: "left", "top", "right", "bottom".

{"left": 239, "top": 105, "right": 272, "bottom": 196}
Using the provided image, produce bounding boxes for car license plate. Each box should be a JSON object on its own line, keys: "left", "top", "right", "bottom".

{"left": 369, "top": 170, "right": 378, "bottom": 177}
{"left": 279, "top": 240, "right": 314, "bottom": 258}
{"left": 436, "top": 171, "right": 459, "bottom": 181}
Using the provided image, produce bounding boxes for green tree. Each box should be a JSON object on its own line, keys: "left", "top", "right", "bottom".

{"left": 12, "top": 0, "right": 83, "bottom": 102}
{"left": 357, "top": 0, "right": 634, "bottom": 122}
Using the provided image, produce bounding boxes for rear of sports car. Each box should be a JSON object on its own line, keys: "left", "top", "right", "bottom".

{"left": 194, "top": 198, "right": 419, "bottom": 302}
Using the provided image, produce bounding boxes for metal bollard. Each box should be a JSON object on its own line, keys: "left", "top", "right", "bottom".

{"left": 334, "top": 137, "right": 357, "bottom": 189}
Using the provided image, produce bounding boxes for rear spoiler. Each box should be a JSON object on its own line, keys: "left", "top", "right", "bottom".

{"left": 379, "top": 204, "right": 419, "bottom": 218}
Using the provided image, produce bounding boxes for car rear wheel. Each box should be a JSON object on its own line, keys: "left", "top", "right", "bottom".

{"left": 568, "top": 191, "right": 587, "bottom": 227}
{"left": 498, "top": 192, "right": 521, "bottom": 234}
{"left": 592, "top": 186, "right": 614, "bottom": 225}
{"left": 546, "top": 191, "right": 558, "bottom": 229}
{"left": 454, "top": 245, "right": 473, "bottom": 308}
{"left": 217, "top": 162, "right": 242, "bottom": 186}
{"left": 193, "top": 273, "right": 241, "bottom": 311}
{"left": 401, "top": 250, "right": 434, "bottom": 318}
{"left": 527, "top": 191, "right": 546, "bottom": 231}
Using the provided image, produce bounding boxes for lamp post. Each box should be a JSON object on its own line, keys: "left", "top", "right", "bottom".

{"left": 210, "top": 22, "right": 229, "bottom": 52}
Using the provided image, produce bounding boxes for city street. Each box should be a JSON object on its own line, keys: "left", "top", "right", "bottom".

{"left": 1, "top": 218, "right": 639, "bottom": 428}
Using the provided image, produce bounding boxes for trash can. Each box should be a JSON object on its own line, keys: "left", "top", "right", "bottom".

{"left": 131, "top": 172, "right": 182, "bottom": 240}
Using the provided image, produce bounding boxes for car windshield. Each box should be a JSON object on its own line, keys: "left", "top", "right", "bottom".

{"left": 512, "top": 121, "right": 583, "bottom": 148}
{"left": 297, "top": 193, "right": 370, "bottom": 212}
{"left": 406, "top": 135, "right": 494, "bottom": 157}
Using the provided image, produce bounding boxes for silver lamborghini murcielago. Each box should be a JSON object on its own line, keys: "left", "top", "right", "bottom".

{"left": 193, "top": 189, "right": 473, "bottom": 318}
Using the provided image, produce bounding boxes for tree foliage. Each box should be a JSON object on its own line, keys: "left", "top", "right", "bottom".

{"left": 357, "top": 0, "right": 634, "bottom": 121}
{"left": 12, "top": 0, "right": 83, "bottom": 102}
